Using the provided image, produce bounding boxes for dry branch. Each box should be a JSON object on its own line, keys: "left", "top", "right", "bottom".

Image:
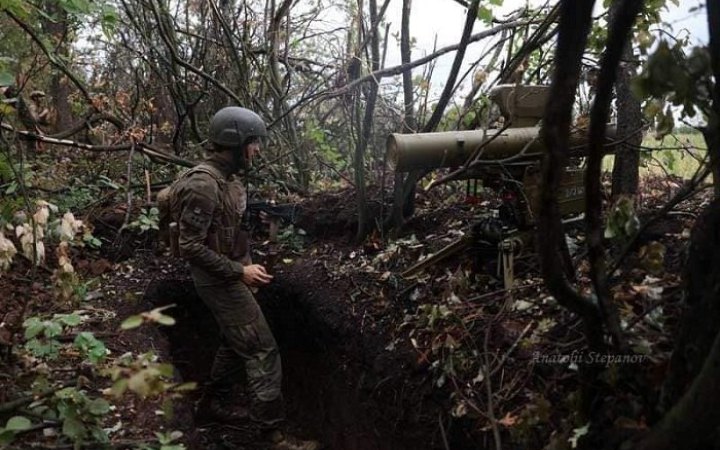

{"left": 1, "top": 123, "right": 194, "bottom": 168}
{"left": 539, "top": 0, "right": 603, "bottom": 349}
{"left": 331, "top": 19, "right": 534, "bottom": 96}
{"left": 586, "top": 0, "right": 644, "bottom": 349}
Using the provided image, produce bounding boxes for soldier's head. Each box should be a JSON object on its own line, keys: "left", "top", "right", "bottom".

{"left": 208, "top": 106, "right": 267, "bottom": 172}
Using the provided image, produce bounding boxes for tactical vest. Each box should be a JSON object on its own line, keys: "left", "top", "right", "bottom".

{"left": 158, "top": 164, "right": 249, "bottom": 262}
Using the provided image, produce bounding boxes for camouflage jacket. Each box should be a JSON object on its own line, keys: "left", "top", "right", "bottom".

{"left": 166, "top": 159, "right": 250, "bottom": 281}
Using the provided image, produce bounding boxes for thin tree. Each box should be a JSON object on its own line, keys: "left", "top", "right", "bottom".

{"left": 609, "top": 0, "right": 644, "bottom": 199}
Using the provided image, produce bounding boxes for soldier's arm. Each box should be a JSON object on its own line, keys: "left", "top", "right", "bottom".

{"left": 177, "top": 176, "right": 244, "bottom": 280}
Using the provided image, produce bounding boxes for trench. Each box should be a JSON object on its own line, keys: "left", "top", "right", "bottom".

{"left": 145, "top": 270, "right": 476, "bottom": 450}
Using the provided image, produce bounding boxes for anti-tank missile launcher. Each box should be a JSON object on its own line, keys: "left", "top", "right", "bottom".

{"left": 390, "top": 84, "right": 617, "bottom": 287}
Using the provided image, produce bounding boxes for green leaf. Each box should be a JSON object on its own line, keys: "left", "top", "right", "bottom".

{"left": 5, "top": 181, "right": 18, "bottom": 194}
{"left": 23, "top": 318, "right": 45, "bottom": 339}
{"left": 56, "top": 313, "right": 82, "bottom": 327}
{"left": 604, "top": 196, "right": 638, "bottom": 240}
{"left": 25, "top": 338, "right": 60, "bottom": 359}
{"left": 160, "top": 444, "right": 186, "bottom": 450}
{"left": 121, "top": 315, "right": 143, "bottom": 330}
{"left": 172, "top": 382, "right": 197, "bottom": 392}
{"left": 87, "top": 398, "right": 110, "bottom": 416}
{"left": 43, "top": 321, "right": 63, "bottom": 338}
{"left": 74, "top": 331, "right": 93, "bottom": 345}
{"left": 654, "top": 106, "right": 675, "bottom": 139}
{"left": 74, "top": 332, "right": 107, "bottom": 364}
{"left": 157, "top": 363, "right": 174, "bottom": 378}
{"left": 97, "top": 176, "right": 120, "bottom": 190}
{"left": 62, "top": 415, "right": 86, "bottom": 440}
{"left": 110, "top": 379, "right": 128, "bottom": 397}
{"left": 90, "top": 426, "right": 110, "bottom": 443}
{"left": 101, "top": 5, "right": 119, "bottom": 39}
{"left": 5, "top": 416, "right": 31, "bottom": 431}
{"left": 477, "top": 5, "right": 493, "bottom": 23}
{"left": 55, "top": 387, "right": 80, "bottom": 400}
{"left": 639, "top": 241, "right": 666, "bottom": 275}
{"left": 0, "top": 71, "right": 13, "bottom": 86}
{"left": 59, "top": 0, "right": 92, "bottom": 14}
{"left": 127, "top": 372, "right": 151, "bottom": 398}
{"left": 0, "top": 429, "right": 16, "bottom": 445}
{"left": 0, "top": 0, "right": 30, "bottom": 17}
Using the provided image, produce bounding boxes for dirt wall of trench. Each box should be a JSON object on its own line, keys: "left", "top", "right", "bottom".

{"left": 145, "top": 261, "right": 479, "bottom": 450}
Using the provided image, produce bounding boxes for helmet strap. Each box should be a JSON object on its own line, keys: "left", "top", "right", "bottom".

{"left": 232, "top": 145, "right": 248, "bottom": 173}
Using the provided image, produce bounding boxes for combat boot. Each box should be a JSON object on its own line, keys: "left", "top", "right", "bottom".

{"left": 268, "top": 429, "right": 321, "bottom": 450}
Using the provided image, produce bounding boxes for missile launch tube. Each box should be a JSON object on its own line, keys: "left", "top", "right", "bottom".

{"left": 387, "top": 126, "right": 617, "bottom": 172}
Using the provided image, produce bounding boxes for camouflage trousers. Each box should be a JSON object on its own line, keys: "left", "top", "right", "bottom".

{"left": 191, "top": 266, "right": 285, "bottom": 426}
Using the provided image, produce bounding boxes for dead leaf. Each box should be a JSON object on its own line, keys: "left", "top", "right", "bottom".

{"left": 498, "top": 412, "right": 518, "bottom": 427}
{"left": 90, "top": 258, "right": 113, "bottom": 275}
{"left": 614, "top": 416, "right": 647, "bottom": 430}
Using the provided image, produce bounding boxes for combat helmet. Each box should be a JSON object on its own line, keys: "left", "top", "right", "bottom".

{"left": 209, "top": 106, "right": 267, "bottom": 148}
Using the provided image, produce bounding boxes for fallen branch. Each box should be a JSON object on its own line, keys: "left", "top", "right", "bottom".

{"left": 26, "top": 439, "right": 171, "bottom": 449}
{"left": 466, "top": 281, "right": 542, "bottom": 302}
{"left": 438, "top": 413, "right": 451, "bottom": 450}
{"left": 483, "top": 322, "right": 502, "bottom": 450}
{"left": 121, "top": 142, "right": 137, "bottom": 230}
{"left": 56, "top": 331, "right": 119, "bottom": 343}
{"left": 0, "top": 381, "right": 75, "bottom": 414}
{"left": 0, "top": 123, "right": 194, "bottom": 168}
{"left": 48, "top": 113, "right": 125, "bottom": 140}
{"left": 489, "top": 321, "right": 533, "bottom": 378}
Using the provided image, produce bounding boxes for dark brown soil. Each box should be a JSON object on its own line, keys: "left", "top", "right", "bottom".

{"left": 144, "top": 255, "right": 471, "bottom": 450}
{"left": 1, "top": 177, "right": 711, "bottom": 450}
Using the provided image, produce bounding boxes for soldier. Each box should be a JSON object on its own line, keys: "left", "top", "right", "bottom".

{"left": 28, "top": 90, "right": 50, "bottom": 129}
{"left": 167, "top": 106, "right": 318, "bottom": 450}
{"left": 3, "top": 87, "right": 50, "bottom": 154}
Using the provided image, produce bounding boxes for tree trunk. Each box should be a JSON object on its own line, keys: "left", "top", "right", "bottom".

{"left": 610, "top": 0, "right": 643, "bottom": 198}
{"left": 703, "top": 122, "right": 720, "bottom": 199}
{"left": 610, "top": 78, "right": 642, "bottom": 198}
{"left": 707, "top": 0, "right": 720, "bottom": 199}
{"left": 629, "top": 199, "right": 720, "bottom": 450}
{"left": 629, "top": 6, "right": 720, "bottom": 446}
{"left": 609, "top": 0, "right": 643, "bottom": 199}
{"left": 41, "top": 1, "right": 73, "bottom": 133}
{"left": 390, "top": 0, "right": 416, "bottom": 230}
{"left": 660, "top": 193, "right": 720, "bottom": 406}
{"left": 586, "top": 0, "right": 644, "bottom": 351}
{"left": 267, "top": 0, "right": 307, "bottom": 189}
{"left": 421, "top": 0, "right": 479, "bottom": 133}
{"left": 355, "top": 0, "right": 381, "bottom": 241}
{"left": 539, "top": 0, "right": 604, "bottom": 349}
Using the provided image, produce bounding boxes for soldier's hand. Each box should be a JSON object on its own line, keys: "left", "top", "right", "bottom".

{"left": 259, "top": 210, "right": 271, "bottom": 224}
{"left": 242, "top": 264, "right": 273, "bottom": 286}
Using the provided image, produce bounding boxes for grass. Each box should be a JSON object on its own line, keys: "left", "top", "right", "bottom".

{"left": 603, "top": 132, "right": 707, "bottom": 180}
